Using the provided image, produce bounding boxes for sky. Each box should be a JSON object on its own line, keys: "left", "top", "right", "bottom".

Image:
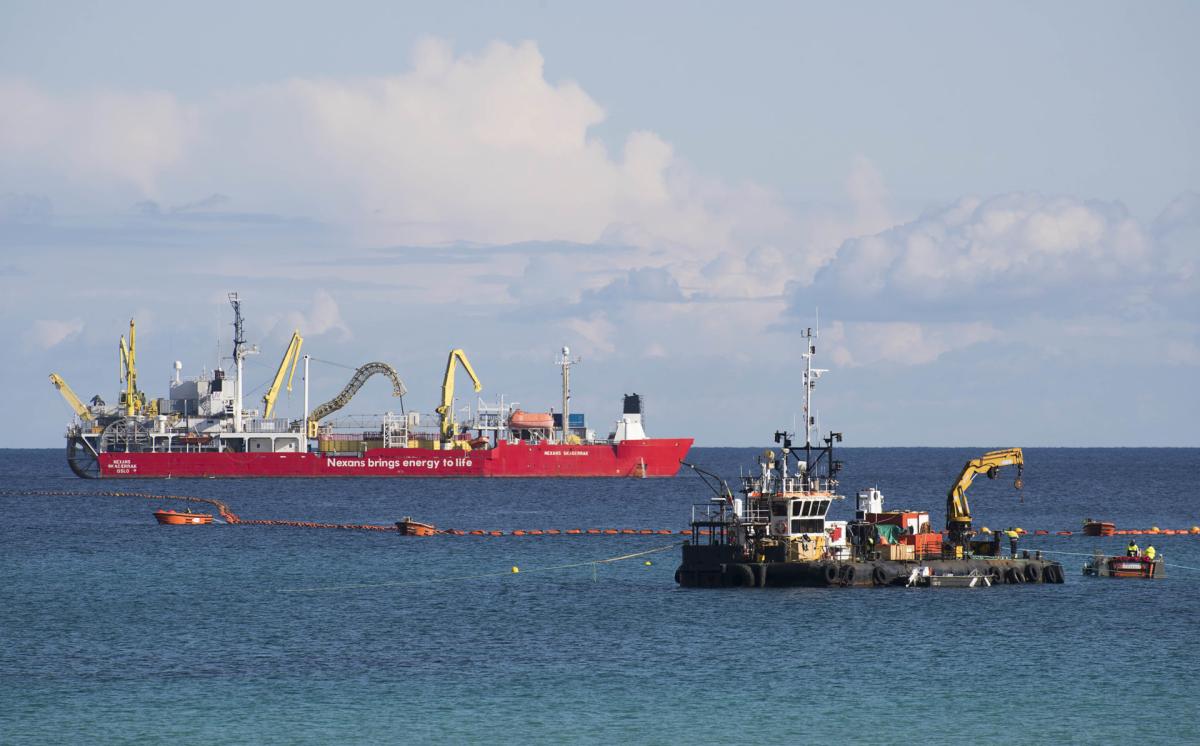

{"left": 2, "top": 1, "right": 1197, "bottom": 447}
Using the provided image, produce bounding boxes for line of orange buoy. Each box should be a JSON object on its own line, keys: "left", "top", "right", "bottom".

{"left": 5, "top": 491, "right": 1199, "bottom": 537}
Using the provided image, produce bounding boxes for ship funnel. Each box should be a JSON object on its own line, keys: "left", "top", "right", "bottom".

{"left": 613, "top": 393, "right": 647, "bottom": 442}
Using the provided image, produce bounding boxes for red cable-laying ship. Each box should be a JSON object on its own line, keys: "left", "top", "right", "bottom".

{"left": 52, "top": 294, "right": 693, "bottom": 479}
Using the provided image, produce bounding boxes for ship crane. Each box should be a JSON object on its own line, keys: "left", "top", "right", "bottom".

{"left": 48, "top": 373, "right": 94, "bottom": 421}
{"left": 437, "top": 349, "right": 482, "bottom": 448}
{"left": 262, "top": 330, "right": 303, "bottom": 419}
{"left": 945, "top": 448, "right": 1025, "bottom": 548}
{"left": 118, "top": 319, "right": 149, "bottom": 417}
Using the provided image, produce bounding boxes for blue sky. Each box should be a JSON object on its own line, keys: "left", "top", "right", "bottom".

{"left": 2, "top": 1, "right": 1197, "bottom": 447}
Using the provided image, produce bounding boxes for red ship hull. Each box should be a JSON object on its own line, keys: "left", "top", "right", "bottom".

{"left": 95, "top": 438, "right": 693, "bottom": 478}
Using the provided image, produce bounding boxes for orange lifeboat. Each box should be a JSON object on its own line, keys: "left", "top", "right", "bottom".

{"left": 396, "top": 516, "right": 437, "bottom": 536}
{"left": 509, "top": 410, "right": 554, "bottom": 430}
{"left": 1083, "top": 520, "right": 1116, "bottom": 536}
{"left": 154, "top": 509, "right": 213, "bottom": 525}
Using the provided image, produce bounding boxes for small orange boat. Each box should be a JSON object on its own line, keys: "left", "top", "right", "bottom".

{"left": 1082, "top": 519, "right": 1116, "bottom": 536}
{"left": 396, "top": 516, "right": 437, "bottom": 536}
{"left": 154, "top": 509, "right": 213, "bottom": 525}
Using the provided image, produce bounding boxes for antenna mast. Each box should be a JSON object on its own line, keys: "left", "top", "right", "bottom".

{"left": 801, "top": 326, "right": 827, "bottom": 447}
{"left": 556, "top": 346, "right": 581, "bottom": 444}
{"left": 228, "top": 292, "right": 259, "bottom": 432}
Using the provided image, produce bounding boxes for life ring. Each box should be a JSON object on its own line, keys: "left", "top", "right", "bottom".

{"left": 871, "top": 565, "right": 888, "bottom": 586}
{"left": 823, "top": 564, "right": 839, "bottom": 584}
{"left": 1007, "top": 567, "right": 1024, "bottom": 584}
{"left": 723, "top": 564, "right": 755, "bottom": 588}
{"left": 1025, "top": 564, "right": 1042, "bottom": 583}
{"left": 773, "top": 520, "right": 789, "bottom": 535}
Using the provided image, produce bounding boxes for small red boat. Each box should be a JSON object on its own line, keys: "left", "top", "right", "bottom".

{"left": 396, "top": 517, "right": 436, "bottom": 536}
{"left": 1083, "top": 551, "right": 1165, "bottom": 578}
{"left": 154, "top": 509, "right": 213, "bottom": 525}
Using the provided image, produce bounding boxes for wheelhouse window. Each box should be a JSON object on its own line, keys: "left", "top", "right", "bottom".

{"left": 791, "top": 518, "right": 825, "bottom": 533}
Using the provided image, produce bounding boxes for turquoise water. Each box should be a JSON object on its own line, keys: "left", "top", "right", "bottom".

{"left": 2, "top": 447, "right": 1198, "bottom": 744}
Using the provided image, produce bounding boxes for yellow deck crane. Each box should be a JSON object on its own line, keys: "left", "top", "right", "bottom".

{"left": 118, "top": 318, "right": 152, "bottom": 416}
{"left": 262, "top": 330, "right": 303, "bottom": 419}
{"left": 945, "top": 448, "right": 1024, "bottom": 550}
{"left": 436, "top": 349, "right": 482, "bottom": 449}
{"left": 48, "top": 373, "right": 94, "bottom": 422}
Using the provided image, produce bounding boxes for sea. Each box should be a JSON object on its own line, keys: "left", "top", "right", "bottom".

{"left": 2, "top": 447, "right": 1198, "bottom": 745}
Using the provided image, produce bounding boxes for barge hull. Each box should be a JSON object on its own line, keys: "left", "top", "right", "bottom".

{"left": 675, "top": 553, "right": 1066, "bottom": 589}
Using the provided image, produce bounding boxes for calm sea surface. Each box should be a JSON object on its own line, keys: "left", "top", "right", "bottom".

{"left": 2, "top": 447, "right": 1198, "bottom": 744}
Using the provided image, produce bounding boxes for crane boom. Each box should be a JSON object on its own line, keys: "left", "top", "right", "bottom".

{"left": 49, "top": 373, "right": 93, "bottom": 421}
{"left": 118, "top": 318, "right": 146, "bottom": 417}
{"left": 946, "top": 447, "right": 1024, "bottom": 547}
{"left": 262, "top": 330, "right": 303, "bottom": 419}
{"left": 436, "top": 349, "right": 482, "bottom": 445}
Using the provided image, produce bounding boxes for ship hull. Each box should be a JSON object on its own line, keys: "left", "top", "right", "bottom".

{"left": 91, "top": 438, "right": 693, "bottom": 478}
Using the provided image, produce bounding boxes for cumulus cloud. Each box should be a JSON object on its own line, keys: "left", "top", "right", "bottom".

{"left": 788, "top": 190, "right": 1200, "bottom": 369}
{"left": 561, "top": 314, "right": 617, "bottom": 356}
{"left": 581, "top": 267, "right": 686, "bottom": 305}
{"left": 0, "top": 79, "right": 193, "bottom": 197}
{"left": 280, "top": 289, "right": 351, "bottom": 340}
{"left": 0, "top": 39, "right": 804, "bottom": 265}
{"left": 801, "top": 192, "right": 1168, "bottom": 321}
{"left": 822, "top": 320, "right": 999, "bottom": 367}
{"left": 26, "top": 318, "right": 83, "bottom": 349}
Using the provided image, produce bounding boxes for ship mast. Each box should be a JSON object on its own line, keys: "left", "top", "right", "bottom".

{"left": 228, "top": 293, "right": 258, "bottom": 433}
{"left": 556, "top": 346, "right": 580, "bottom": 444}
{"left": 801, "top": 327, "right": 826, "bottom": 448}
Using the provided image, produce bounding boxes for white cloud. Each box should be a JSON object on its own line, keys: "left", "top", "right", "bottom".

{"left": 560, "top": 314, "right": 617, "bottom": 356}
{"left": 0, "top": 39, "right": 808, "bottom": 267}
{"left": 822, "top": 320, "right": 999, "bottom": 367}
{"left": 0, "top": 79, "right": 193, "bottom": 197}
{"left": 281, "top": 290, "right": 351, "bottom": 340}
{"left": 802, "top": 192, "right": 1171, "bottom": 320}
{"left": 27, "top": 318, "right": 84, "bottom": 349}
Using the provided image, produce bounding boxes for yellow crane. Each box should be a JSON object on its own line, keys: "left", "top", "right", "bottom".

{"left": 48, "top": 373, "right": 93, "bottom": 421}
{"left": 262, "top": 330, "right": 303, "bottom": 419}
{"left": 118, "top": 318, "right": 148, "bottom": 417}
{"left": 436, "top": 349, "right": 482, "bottom": 448}
{"left": 946, "top": 448, "right": 1024, "bottom": 548}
